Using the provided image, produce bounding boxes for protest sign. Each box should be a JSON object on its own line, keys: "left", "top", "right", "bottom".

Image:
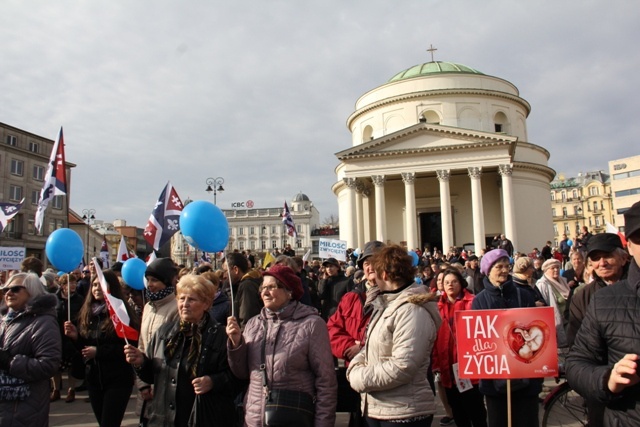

{"left": 318, "top": 238, "right": 347, "bottom": 261}
{"left": 455, "top": 307, "right": 558, "bottom": 379}
{"left": 0, "top": 246, "right": 26, "bottom": 270}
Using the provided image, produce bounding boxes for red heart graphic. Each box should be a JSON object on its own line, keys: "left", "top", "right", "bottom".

{"left": 503, "top": 320, "right": 550, "bottom": 364}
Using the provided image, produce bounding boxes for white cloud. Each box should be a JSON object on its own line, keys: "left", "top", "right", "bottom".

{"left": 1, "top": 1, "right": 638, "bottom": 227}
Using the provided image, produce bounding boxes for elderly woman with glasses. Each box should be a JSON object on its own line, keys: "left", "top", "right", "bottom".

{"left": 471, "top": 249, "right": 541, "bottom": 427}
{"left": 125, "top": 274, "right": 240, "bottom": 427}
{"left": 0, "top": 273, "right": 61, "bottom": 427}
{"left": 226, "top": 264, "right": 337, "bottom": 427}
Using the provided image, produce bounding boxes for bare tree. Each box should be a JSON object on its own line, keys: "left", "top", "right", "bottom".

{"left": 323, "top": 214, "right": 339, "bottom": 227}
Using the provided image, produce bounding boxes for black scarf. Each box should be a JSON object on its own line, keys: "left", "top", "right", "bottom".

{"left": 164, "top": 312, "right": 208, "bottom": 379}
{"left": 146, "top": 287, "right": 175, "bottom": 302}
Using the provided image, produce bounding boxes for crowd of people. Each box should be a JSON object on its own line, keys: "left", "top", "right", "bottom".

{"left": 2, "top": 202, "right": 640, "bottom": 426}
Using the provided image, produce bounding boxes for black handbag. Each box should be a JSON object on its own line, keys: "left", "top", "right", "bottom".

{"left": 260, "top": 319, "right": 315, "bottom": 427}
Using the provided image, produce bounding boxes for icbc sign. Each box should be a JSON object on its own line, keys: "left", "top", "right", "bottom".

{"left": 231, "top": 200, "right": 255, "bottom": 208}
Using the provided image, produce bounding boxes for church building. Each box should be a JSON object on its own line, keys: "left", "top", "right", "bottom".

{"left": 332, "top": 59, "right": 555, "bottom": 254}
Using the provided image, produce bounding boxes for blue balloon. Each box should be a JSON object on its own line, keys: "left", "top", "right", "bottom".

{"left": 45, "top": 228, "right": 84, "bottom": 273}
{"left": 122, "top": 258, "right": 147, "bottom": 290}
{"left": 57, "top": 271, "right": 65, "bottom": 277}
{"left": 409, "top": 250, "right": 419, "bottom": 267}
{"left": 567, "top": 239, "right": 573, "bottom": 247}
{"left": 180, "top": 200, "right": 230, "bottom": 252}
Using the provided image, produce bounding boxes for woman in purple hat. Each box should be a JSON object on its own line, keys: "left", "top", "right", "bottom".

{"left": 471, "top": 249, "right": 541, "bottom": 427}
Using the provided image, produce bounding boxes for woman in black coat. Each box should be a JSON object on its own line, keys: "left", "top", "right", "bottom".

{"left": 64, "top": 269, "right": 139, "bottom": 427}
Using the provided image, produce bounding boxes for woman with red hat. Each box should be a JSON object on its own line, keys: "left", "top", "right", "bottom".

{"left": 226, "top": 264, "right": 337, "bottom": 427}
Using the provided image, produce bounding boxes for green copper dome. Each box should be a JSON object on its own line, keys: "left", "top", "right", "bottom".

{"left": 388, "top": 61, "right": 484, "bottom": 82}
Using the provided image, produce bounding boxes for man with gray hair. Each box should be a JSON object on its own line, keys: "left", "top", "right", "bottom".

{"left": 567, "top": 233, "right": 628, "bottom": 347}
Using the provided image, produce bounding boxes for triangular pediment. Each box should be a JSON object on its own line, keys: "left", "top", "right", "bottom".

{"left": 336, "top": 123, "right": 517, "bottom": 160}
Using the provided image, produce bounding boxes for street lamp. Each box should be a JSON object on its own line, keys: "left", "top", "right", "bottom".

{"left": 205, "top": 177, "right": 225, "bottom": 205}
{"left": 81, "top": 209, "right": 96, "bottom": 265}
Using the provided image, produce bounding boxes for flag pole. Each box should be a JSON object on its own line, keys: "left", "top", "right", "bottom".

{"left": 66, "top": 273, "right": 71, "bottom": 323}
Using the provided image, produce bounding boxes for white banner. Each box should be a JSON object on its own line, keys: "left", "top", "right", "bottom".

{"left": 319, "top": 238, "right": 347, "bottom": 261}
{"left": 0, "top": 246, "right": 26, "bottom": 270}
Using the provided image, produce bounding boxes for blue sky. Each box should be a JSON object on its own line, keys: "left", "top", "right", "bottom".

{"left": 1, "top": 1, "right": 638, "bottom": 227}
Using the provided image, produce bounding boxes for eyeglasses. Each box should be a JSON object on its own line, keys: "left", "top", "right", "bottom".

{"left": 4, "top": 286, "right": 26, "bottom": 294}
{"left": 259, "top": 284, "right": 283, "bottom": 293}
{"left": 82, "top": 271, "right": 90, "bottom": 274}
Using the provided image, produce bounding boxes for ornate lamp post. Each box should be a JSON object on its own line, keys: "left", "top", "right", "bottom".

{"left": 81, "top": 209, "right": 96, "bottom": 264}
{"left": 205, "top": 177, "right": 225, "bottom": 205}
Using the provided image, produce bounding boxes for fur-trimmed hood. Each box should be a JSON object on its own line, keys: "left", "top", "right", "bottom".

{"left": 0, "top": 293, "right": 58, "bottom": 317}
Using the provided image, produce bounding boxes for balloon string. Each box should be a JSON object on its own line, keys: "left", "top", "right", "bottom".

{"left": 227, "top": 251, "right": 235, "bottom": 319}
{"left": 66, "top": 273, "right": 71, "bottom": 323}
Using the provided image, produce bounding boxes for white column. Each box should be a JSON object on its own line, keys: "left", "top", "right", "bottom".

{"left": 401, "top": 172, "right": 417, "bottom": 250}
{"left": 362, "top": 188, "right": 372, "bottom": 243}
{"left": 355, "top": 180, "right": 365, "bottom": 250}
{"left": 437, "top": 169, "right": 454, "bottom": 252}
{"left": 343, "top": 177, "right": 358, "bottom": 248}
{"left": 371, "top": 175, "right": 387, "bottom": 243}
{"left": 499, "top": 164, "right": 518, "bottom": 251}
{"left": 468, "top": 167, "right": 486, "bottom": 253}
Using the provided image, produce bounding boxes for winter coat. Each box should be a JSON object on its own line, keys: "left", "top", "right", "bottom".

{"left": 208, "top": 291, "right": 230, "bottom": 325}
{"left": 431, "top": 289, "right": 475, "bottom": 389}
{"left": 234, "top": 271, "right": 263, "bottom": 328}
{"left": 55, "top": 290, "right": 85, "bottom": 378}
{"left": 471, "top": 276, "right": 543, "bottom": 397}
{"left": 78, "top": 307, "right": 136, "bottom": 390}
{"left": 228, "top": 301, "right": 337, "bottom": 427}
{"left": 347, "top": 283, "right": 441, "bottom": 421}
{"left": 535, "top": 275, "right": 569, "bottom": 348}
{"left": 567, "top": 276, "right": 608, "bottom": 348}
{"left": 566, "top": 259, "right": 640, "bottom": 426}
{"left": 465, "top": 267, "right": 484, "bottom": 295}
{"left": 137, "top": 294, "right": 179, "bottom": 404}
{"left": 319, "top": 273, "right": 350, "bottom": 320}
{"left": 327, "top": 290, "right": 371, "bottom": 363}
{"left": 0, "top": 294, "right": 61, "bottom": 427}
{"left": 136, "top": 315, "right": 240, "bottom": 427}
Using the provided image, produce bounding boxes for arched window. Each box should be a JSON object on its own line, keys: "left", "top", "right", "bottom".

{"left": 494, "top": 111, "right": 510, "bottom": 134}
{"left": 421, "top": 110, "right": 441, "bottom": 125}
{"left": 362, "top": 125, "right": 374, "bottom": 142}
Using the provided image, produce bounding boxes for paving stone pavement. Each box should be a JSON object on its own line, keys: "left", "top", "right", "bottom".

{"left": 48, "top": 387, "right": 452, "bottom": 426}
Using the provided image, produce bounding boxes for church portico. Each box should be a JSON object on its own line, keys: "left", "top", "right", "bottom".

{"left": 334, "top": 59, "right": 555, "bottom": 253}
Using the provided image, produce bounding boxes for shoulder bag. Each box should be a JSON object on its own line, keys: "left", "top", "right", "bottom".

{"left": 260, "top": 318, "right": 315, "bottom": 427}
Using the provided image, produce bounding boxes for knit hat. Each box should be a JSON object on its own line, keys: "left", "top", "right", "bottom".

{"left": 541, "top": 258, "right": 561, "bottom": 272}
{"left": 322, "top": 258, "right": 340, "bottom": 268}
{"left": 356, "top": 240, "right": 385, "bottom": 268}
{"left": 145, "top": 258, "right": 177, "bottom": 288}
{"left": 480, "top": 249, "right": 510, "bottom": 276}
{"left": 263, "top": 264, "right": 304, "bottom": 301}
{"left": 513, "top": 256, "right": 533, "bottom": 274}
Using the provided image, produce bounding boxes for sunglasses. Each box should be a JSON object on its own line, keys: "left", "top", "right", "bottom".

{"left": 4, "top": 285, "right": 26, "bottom": 294}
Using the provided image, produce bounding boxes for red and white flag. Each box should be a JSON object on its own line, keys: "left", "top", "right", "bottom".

{"left": 606, "top": 222, "right": 627, "bottom": 247}
{"left": 116, "top": 236, "right": 130, "bottom": 262}
{"left": 35, "top": 127, "right": 67, "bottom": 232}
{"left": 93, "top": 258, "right": 139, "bottom": 341}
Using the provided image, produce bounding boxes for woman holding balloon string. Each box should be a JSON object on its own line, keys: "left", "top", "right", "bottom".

{"left": 64, "top": 269, "right": 140, "bottom": 427}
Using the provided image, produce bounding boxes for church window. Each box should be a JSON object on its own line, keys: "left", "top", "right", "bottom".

{"left": 421, "top": 110, "right": 440, "bottom": 125}
{"left": 362, "top": 125, "right": 374, "bottom": 142}
{"left": 493, "top": 111, "right": 510, "bottom": 134}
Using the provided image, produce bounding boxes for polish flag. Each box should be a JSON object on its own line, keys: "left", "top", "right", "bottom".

{"left": 606, "top": 222, "right": 627, "bottom": 247}
{"left": 116, "top": 236, "right": 130, "bottom": 262}
{"left": 93, "top": 258, "right": 139, "bottom": 341}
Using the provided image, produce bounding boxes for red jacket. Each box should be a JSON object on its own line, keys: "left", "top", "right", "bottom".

{"left": 327, "top": 291, "right": 371, "bottom": 363}
{"left": 431, "top": 289, "right": 475, "bottom": 388}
